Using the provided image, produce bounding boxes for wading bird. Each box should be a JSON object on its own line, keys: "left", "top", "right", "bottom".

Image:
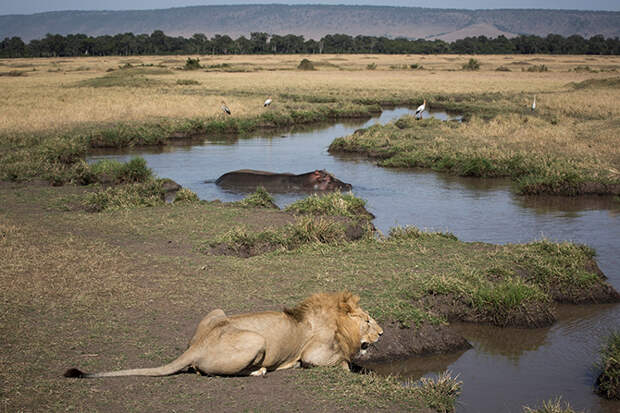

{"left": 221, "top": 101, "right": 231, "bottom": 116}
{"left": 531, "top": 96, "right": 536, "bottom": 111}
{"left": 264, "top": 96, "right": 272, "bottom": 107}
{"left": 415, "top": 99, "right": 426, "bottom": 119}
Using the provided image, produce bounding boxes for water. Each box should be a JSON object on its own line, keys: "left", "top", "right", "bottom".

{"left": 88, "top": 107, "right": 619, "bottom": 412}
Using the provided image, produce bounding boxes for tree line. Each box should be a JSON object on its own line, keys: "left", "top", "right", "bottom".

{"left": 1, "top": 30, "right": 619, "bottom": 58}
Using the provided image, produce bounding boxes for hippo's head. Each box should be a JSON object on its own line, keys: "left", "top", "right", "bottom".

{"left": 309, "top": 170, "right": 352, "bottom": 191}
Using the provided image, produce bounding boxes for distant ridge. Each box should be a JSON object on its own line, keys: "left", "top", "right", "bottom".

{"left": 1, "top": 5, "right": 619, "bottom": 42}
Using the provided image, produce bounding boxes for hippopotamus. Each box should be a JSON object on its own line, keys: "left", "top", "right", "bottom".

{"left": 214, "top": 169, "right": 352, "bottom": 192}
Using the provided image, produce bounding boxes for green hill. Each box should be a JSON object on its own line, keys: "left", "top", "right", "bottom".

{"left": 1, "top": 5, "right": 618, "bottom": 42}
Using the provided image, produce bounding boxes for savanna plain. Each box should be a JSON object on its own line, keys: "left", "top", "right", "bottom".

{"left": 1, "top": 53, "right": 619, "bottom": 412}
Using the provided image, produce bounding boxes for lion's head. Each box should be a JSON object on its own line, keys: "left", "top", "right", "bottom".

{"left": 335, "top": 293, "right": 383, "bottom": 359}
{"left": 286, "top": 291, "right": 383, "bottom": 363}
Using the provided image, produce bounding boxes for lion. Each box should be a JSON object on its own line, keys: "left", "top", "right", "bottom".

{"left": 64, "top": 291, "right": 382, "bottom": 378}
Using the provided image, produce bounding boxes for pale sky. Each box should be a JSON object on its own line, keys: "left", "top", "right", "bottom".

{"left": 1, "top": 0, "right": 618, "bottom": 15}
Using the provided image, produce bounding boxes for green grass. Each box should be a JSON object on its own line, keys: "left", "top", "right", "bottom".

{"left": 0, "top": 102, "right": 379, "bottom": 185}
{"left": 462, "top": 58, "right": 481, "bottom": 71}
{"left": 389, "top": 226, "right": 457, "bottom": 241}
{"left": 596, "top": 331, "right": 620, "bottom": 399}
{"left": 285, "top": 192, "right": 370, "bottom": 219}
{"left": 235, "top": 186, "right": 277, "bottom": 208}
{"left": 296, "top": 367, "right": 462, "bottom": 412}
{"left": 81, "top": 179, "right": 167, "bottom": 212}
{"left": 173, "top": 187, "right": 200, "bottom": 203}
{"left": 329, "top": 114, "right": 618, "bottom": 196}
{"left": 205, "top": 216, "right": 354, "bottom": 256}
{"left": 89, "top": 157, "right": 153, "bottom": 184}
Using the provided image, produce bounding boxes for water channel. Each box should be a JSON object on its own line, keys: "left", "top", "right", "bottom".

{"left": 88, "top": 107, "right": 620, "bottom": 413}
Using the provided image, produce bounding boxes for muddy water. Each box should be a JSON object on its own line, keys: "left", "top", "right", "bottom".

{"left": 88, "top": 108, "right": 619, "bottom": 412}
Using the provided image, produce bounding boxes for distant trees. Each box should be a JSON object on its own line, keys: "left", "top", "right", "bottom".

{"left": 1, "top": 30, "right": 619, "bottom": 58}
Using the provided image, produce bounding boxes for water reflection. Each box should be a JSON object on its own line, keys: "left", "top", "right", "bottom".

{"left": 369, "top": 304, "right": 620, "bottom": 413}
{"left": 451, "top": 323, "right": 549, "bottom": 361}
{"left": 362, "top": 349, "right": 468, "bottom": 380}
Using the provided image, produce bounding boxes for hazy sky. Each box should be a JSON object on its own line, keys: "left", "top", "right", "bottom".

{"left": 1, "top": 0, "right": 618, "bottom": 15}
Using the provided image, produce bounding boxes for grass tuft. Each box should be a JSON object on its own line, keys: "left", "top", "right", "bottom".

{"left": 82, "top": 179, "right": 166, "bottom": 212}
{"left": 173, "top": 188, "right": 200, "bottom": 203}
{"left": 522, "top": 397, "right": 581, "bottom": 413}
{"left": 388, "top": 225, "right": 458, "bottom": 241}
{"left": 297, "top": 366, "right": 461, "bottom": 411}
{"left": 206, "top": 216, "right": 354, "bottom": 256}
{"left": 286, "top": 192, "right": 371, "bottom": 219}
{"left": 596, "top": 331, "right": 620, "bottom": 399}
{"left": 236, "top": 186, "right": 277, "bottom": 208}
{"left": 408, "top": 370, "right": 463, "bottom": 413}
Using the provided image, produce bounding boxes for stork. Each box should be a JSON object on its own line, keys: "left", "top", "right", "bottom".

{"left": 531, "top": 96, "right": 536, "bottom": 112}
{"left": 221, "top": 101, "right": 231, "bottom": 116}
{"left": 264, "top": 96, "right": 272, "bottom": 107}
{"left": 415, "top": 99, "right": 426, "bottom": 119}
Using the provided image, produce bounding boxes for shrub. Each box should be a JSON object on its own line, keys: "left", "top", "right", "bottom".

{"left": 117, "top": 157, "right": 152, "bottom": 183}
{"left": 572, "top": 65, "right": 596, "bottom": 73}
{"left": 176, "top": 79, "right": 200, "bottom": 85}
{"left": 184, "top": 57, "right": 202, "bottom": 70}
{"left": 366, "top": 63, "right": 377, "bottom": 70}
{"left": 462, "top": 58, "right": 480, "bottom": 71}
{"left": 525, "top": 65, "right": 549, "bottom": 72}
{"left": 297, "top": 59, "right": 315, "bottom": 71}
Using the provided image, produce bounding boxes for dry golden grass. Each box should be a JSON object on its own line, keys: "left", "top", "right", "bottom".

{"left": 1, "top": 54, "right": 619, "bottom": 135}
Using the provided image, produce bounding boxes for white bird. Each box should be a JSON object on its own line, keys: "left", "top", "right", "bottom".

{"left": 531, "top": 96, "right": 536, "bottom": 112}
{"left": 415, "top": 99, "right": 426, "bottom": 119}
{"left": 221, "top": 101, "right": 231, "bottom": 116}
{"left": 264, "top": 96, "right": 272, "bottom": 107}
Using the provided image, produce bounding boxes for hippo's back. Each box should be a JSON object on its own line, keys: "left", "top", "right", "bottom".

{"left": 215, "top": 170, "right": 296, "bottom": 187}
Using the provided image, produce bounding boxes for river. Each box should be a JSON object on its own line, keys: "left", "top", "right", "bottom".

{"left": 88, "top": 107, "right": 620, "bottom": 413}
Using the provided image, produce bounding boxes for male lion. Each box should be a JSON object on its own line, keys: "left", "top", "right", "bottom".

{"left": 64, "top": 292, "right": 382, "bottom": 378}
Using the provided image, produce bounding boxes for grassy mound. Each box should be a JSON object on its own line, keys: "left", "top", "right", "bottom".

{"left": 206, "top": 216, "right": 369, "bottom": 257}
{"left": 329, "top": 113, "right": 620, "bottom": 196}
{"left": 285, "top": 192, "right": 373, "bottom": 220}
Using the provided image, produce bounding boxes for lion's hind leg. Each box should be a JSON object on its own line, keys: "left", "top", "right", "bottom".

{"left": 194, "top": 325, "right": 267, "bottom": 376}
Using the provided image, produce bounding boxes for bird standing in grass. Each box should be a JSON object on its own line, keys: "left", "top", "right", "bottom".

{"left": 264, "top": 96, "right": 272, "bottom": 107}
{"left": 221, "top": 101, "right": 231, "bottom": 116}
{"left": 531, "top": 96, "right": 536, "bottom": 112}
{"left": 415, "top": 99, "right": 426, "bottom": 119}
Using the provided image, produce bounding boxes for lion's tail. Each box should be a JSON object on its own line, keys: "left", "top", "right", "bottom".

{"left": 63, "top": 349, "right": 196, "bottom": 378}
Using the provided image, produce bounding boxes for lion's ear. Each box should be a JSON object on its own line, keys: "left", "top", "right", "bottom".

{"left": 339, "top": 292, "right": 360, "bottom": 313}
